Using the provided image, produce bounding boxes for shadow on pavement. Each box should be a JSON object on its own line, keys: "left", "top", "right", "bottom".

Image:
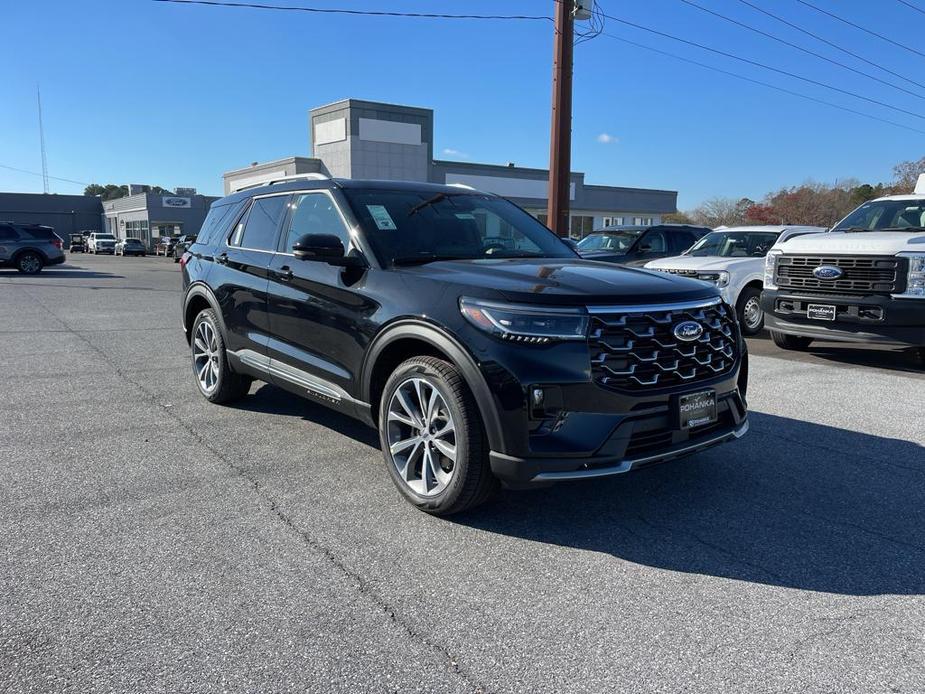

{"left": 0, "top": 267, "right": 124, "bottom": 279}
{"left": 453, "top": 411, "right": 925, "bottom": 596}
{"left": 746, "top": 332, "right": 924, "bottom": 375}
{"left": 233, "top": 385, "right": 924, "bottom": 596}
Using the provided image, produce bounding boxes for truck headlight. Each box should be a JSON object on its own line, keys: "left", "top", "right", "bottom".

{"left": 897, "top": 252, "right": 925, "bottom": 298}
{"left": 764, "top": 250, "right": 782, "bottom": 289}
{"left": 460, "top": 298, "right": 588, "bottom": 343}
{"left": 697, "top": 271, "right": 730, "bottom": 287}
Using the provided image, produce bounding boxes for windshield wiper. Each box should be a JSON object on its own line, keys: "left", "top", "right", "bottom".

{"left": 391, "top": 253, "right": 472, "bottom": 266}
{"left": 408, "top": 193, "right": 453, "bottom": 217}
{"left": 839, "top": 226, "right": 873, "bottom": 233}
{"left": 881, "top": 226, "right": 925, "bottom": 232}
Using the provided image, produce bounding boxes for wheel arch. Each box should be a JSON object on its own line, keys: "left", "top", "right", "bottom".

{"left": 183, "top": 283, "right": 227, "bottom": 345}
{"left": 361, "top": 321, "right": 503, "bottom": 452}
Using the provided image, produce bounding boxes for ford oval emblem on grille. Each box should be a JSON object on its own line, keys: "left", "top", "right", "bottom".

{"left": 673, "top": 320, "right": 704, "bottom": 342}
{"left": 812, "top": 265, "right": 843, "bottom": 280}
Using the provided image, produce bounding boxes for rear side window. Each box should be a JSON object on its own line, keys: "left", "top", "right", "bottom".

{"left": 233, "top": 196, "right": 287, "bottom": 251}
{"left": 20, "top": 227, "right": 55, "bottom": 240}
{"left": 195, "top": 202, "right": 238, "bottom": 247}
{"left": 0, "top": 225, "right": 17, "bottom": 241}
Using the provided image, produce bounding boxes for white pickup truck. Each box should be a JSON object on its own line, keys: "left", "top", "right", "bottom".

{"left": 762, "top": 174, "right": 925, "bottom": 362}
{"left": 645, "top": 225, "right": 827, "bottom": 334}
{"left": 86, "top": 232, "right": 117, "bottom": 254}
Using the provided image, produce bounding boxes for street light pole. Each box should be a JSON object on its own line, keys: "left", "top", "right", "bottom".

{"left": 546, "top": 0, "right": 574, "bottom": 237}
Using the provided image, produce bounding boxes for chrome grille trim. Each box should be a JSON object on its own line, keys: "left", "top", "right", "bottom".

{"left": 775, "top": 255, "right": 906, "bottom": 295}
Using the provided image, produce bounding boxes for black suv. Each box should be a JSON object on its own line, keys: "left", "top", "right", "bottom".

{"left": 180, "top": 178, "right": 748, "bottom": 514}
{"left": 577, "top": 224, "right": 711, "bottom": 267}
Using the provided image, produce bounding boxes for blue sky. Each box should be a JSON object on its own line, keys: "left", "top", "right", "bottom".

{"left": 2, "top": 0, "right": 923, "bottom": 208}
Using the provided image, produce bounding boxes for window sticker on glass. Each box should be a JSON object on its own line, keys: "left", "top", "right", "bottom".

{"left": 455, "top": 213, "right": 476, "bottom": 220}
{"left": 367, "top": 205, "right": 397, "bottom": 230}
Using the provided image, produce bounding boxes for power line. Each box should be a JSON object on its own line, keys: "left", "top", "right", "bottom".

{"left": 796, "top": 0, "right": 925, "bottom": 60}
{"left": 597, "top": 31, "right": 925, "bottom": 135}
{"left": 595, "top": 8, "right": 925, "bottom": 122}
{"left": 150, "top": 0, "right": 551, "bottom": 21}
{"left": 733, "top": 0, "right": 925, "bottom": 93}
{"left": 0, "top": 163, "right": 89, "bottom": 187}
{"left": 675, "top": 0, "right": 925, "bottom": 101}
{"left": 896, "top": 0, "right": 925, "bottom": 17}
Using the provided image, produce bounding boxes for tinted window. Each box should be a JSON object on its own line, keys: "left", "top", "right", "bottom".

{"left": 20, "top": 227, "right": 55, "bottom": 239}
{"left": 577, "top": 231, "right": 643, "bottom": 253}
{"left": 283, "top": 193, "right": 349, "bottom": 252}
{"left": 642, "top": 230, "right": 666, "bottom": 253}
{"left": 668, "top": 231, "right": 695, "bottom": 254}
{"left": 0, "top": 225, "right": 18, "bottom": 241}
{"left": 236, "top": 196, "right": 286, "bottom": 251}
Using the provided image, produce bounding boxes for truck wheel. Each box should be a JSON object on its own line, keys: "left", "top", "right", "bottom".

{"left": 190, "top": 309, "right": 251, "bottom": 404}
{"left": 736, "top": 287, "right": 764, "bottom": 336}
{"left": 16, "top": 252, "right": 43, "bottom": 275}
{"left": 380, "top": 356, "right": 498, "bottom": 515}
{"left": 771, "top": 331, "right": 813, "bottom": 351}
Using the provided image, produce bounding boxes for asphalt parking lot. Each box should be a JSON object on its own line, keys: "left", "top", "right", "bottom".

{"left": 2, "top": 254, "right": 924, "bottom": 693}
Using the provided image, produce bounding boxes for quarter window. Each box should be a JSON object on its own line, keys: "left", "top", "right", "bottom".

{"left": 283, "top": 193, "right": 349, "bottom": 253}
{"left": 235, "top": 196, "right": 287, "bottom": 251}
{"left": 0, "top": 225, "right": 17, "bottom": 240}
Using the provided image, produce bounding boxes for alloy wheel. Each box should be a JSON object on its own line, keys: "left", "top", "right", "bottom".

{"left": 193, "top": 320, "right": 220, "bottom": 393}
{"left": 386, "top": 377, "right": 457, "bottom": 496}
{"left": 19, "top": 254, "right": 41, "bottom": 274}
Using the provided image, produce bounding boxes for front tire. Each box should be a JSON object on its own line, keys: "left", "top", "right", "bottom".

{"left": 736, "top": 286, "right": 764, "bottom": 336}
{"left": 16, "top": 251, "right": 43, "bottom": 275}
{"left": 771, "top": 331, "right": 813, "bottom": 351}
{"left": 190, "top": 309, "right": 251, "bottom": 404}
{"left": 379, "top": 356, "right": 498, "bottom": 515}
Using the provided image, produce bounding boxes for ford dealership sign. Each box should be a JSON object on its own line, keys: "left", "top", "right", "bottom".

{"left": 162, "top": 196, "right": 191, "bottom": 208}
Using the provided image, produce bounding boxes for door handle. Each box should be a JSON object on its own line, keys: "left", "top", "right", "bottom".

{"left": 215, "top": 252, "right": 228, "bottom": 265}
{"left": 276, "top": 265, "right": 293, "bottom": 281}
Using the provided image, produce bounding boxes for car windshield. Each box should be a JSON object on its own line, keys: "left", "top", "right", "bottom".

{"left": 125, "top": 239, "right": 142, "bottom": 244}
{"left": 833, "top": 199, "right": 925, "bottom": 231}
{"left": 686, "top": 231, "right": 779, "bottom": 257}
{"left": 342, "top": 189, "right": 576, "bottom": 265}
{"left": 576, "top": 231, "right": 642, "bottom": 253}
{"left": 97, "top": 234, "right": 116, "bottom": 240}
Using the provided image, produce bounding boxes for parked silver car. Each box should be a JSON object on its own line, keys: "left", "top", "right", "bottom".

{"left": 0, "top": 222, "right": 65, "bottom": 274}
{"left": 115, "top": 237, "right": 147, "bottom": 256}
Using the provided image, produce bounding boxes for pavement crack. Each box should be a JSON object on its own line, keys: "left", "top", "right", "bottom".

{"left": 14, "top": 284, "right": 492, "bottom": 694}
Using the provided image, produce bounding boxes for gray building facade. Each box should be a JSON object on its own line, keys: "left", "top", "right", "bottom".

{"left": 102, "top": 192, "right": 219, "bottom": 247}
{"left": 0, "top": 193, "right": 104, "bottom": 237}
{"left": 224, "top": 99, "right": 677, "bottom": 237}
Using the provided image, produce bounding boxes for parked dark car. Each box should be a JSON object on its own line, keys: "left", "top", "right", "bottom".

{"left": 155, "top": 236, "right": 181, "bottom": 256}
{"left": 172, "top": 234, "right": 197, "bottom": 262}
{"left": 0, "top": 222, "right": 65, "bottom": 274}
{"left": 68, "top": 233, "right": 86, "bottom": 253}
{"left": 577, "top": 224, "right": 711, "bottom": 267}
{"left": 180, "top": 178, "right": 748, "bottom": 515}
{"left": 116, "top": 237, "right": 147, "bottom": 256}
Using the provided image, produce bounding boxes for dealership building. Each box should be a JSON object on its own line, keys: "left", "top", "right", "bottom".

{"left": 224, "top": 99, "right": 677, "bottom": 236}
{"left": 101, "top": 190, "right": 219, "bottom": 247}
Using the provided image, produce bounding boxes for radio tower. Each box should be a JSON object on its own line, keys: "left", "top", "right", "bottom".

{"left": 37, "top": 86, "right": 49, "bottom": 194}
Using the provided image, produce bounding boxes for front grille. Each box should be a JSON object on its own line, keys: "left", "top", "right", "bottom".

{"left": 776, "top": 255, "right": 906, "bottom": 295}
{"left": 654, "top": 268, "right": 699, "bottom": 278}
{"left": 588, "top": 300, "right": 738, "bottom": 392}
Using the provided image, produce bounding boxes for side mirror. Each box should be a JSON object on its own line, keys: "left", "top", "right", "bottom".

{"left": 563, "top": 238, "right": 579, "bottom": 252}
{"left": 292, "top": 233, "right": 364, "bottom": 268}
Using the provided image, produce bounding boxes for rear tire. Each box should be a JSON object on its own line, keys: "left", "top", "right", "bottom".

{"left": 379, "top": 356, "right": 498, "bottom": 515}
{"left": 771, "top": 330, "right": 813, "bottom": 351}
{"left": 16, "top": 251, "right": 43, "bottom": 275}
{"left": 190, "top": 309, "right": 251, "bottom": 404}
{"left": 736, "top": 286, "right": 764, "bottom": 336}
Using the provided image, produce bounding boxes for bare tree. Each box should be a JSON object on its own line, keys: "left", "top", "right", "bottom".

{"left": 892, "top": 156, "right": 925, "bottom": 192}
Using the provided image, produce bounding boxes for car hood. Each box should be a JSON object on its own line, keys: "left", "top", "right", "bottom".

{"left": 645, "top": 255, "right": 762, "bottom": 272}
{"left": 395, "top": 258, "right": 718, "bottom": 306}
{"left": 773, "top": 231, "right": 925, "bottom": 255}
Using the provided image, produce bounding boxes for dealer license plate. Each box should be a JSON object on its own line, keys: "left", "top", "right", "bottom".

{"left": 679, "top": 390, "right": 717, "bottom": 429}
{"left": 807, "top": 304, "right": 836, "bottom": 321}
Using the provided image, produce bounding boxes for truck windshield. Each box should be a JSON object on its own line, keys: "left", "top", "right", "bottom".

{"left": 833, "top": 199, "right": 925, "bottom": 231}
{"left": 342, "top": 189, "right": 576, "bottom": 265}
{"left": 686, "top": 231, "right": 778, "bottom": 257}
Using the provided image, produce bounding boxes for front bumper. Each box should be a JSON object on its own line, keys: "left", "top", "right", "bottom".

{"left": 762, "top": 290, "right": 925, "bottom": 346}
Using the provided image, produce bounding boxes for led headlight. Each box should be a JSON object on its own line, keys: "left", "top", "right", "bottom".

{"left": 697, "top": 271, "right": 730, "bottom": 287}
{"left": 764, "top": 250, "right": 782, "bottom": 289}
{"left": 459, "top": 298, "right": 589, "bottom": 344}
{"left": 896, "top": 252, "right": 925, "bottom": 298}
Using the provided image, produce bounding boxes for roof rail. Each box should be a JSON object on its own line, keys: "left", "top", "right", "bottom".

{"left": 446, "top": 182, "right": 476, "bottom": 191}
{"left": 235, "top": 172, "right": 330, "bottom": 192}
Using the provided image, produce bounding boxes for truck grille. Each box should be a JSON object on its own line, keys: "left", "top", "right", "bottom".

{"left": 775, "top": 255, "right": 906, "bottom": 295}
{"left": 653, "top": 268, "right": 699, "bottom": 278}
{"left": 588, "top": 300, "right": 738, "bottom": 392}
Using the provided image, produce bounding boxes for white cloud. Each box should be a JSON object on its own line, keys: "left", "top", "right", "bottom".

{"left": 441, "top": 148, "right": 469, "bottom": 159}
{"left": 596, "top": 133, "right": 618, "bottom": 144}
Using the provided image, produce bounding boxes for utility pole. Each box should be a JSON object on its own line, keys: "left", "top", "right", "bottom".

{"left": 546, "top": 0, "right": 575, "bottom": 236}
